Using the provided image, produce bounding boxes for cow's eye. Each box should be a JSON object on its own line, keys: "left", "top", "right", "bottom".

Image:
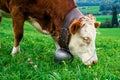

{"left": 82, "top": 37, "right": 91, "bottom": 44}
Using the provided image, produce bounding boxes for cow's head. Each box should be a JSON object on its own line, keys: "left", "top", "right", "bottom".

{"left": 69, "top": 14, "right": 100, "bottom": 65}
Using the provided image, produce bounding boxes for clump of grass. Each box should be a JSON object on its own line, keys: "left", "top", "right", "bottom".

{"left": 0, "top": 18, "right": 120, "bottom": 80}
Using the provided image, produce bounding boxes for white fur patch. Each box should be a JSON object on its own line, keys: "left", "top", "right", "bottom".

{"left": 28, "top": 17, "right": 49, "bottom": 34}
{"left": 11, "top": 46, "right": 20, "bottom": 56}
{"left": 52, "top": 37, "right": 60, "bottom": 50}
{"left": 54, "top": 41, "right": 60, "bottom": 50}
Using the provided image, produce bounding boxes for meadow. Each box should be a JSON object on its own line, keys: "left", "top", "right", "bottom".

{"left": 79, "top": 6, "right": 120, "bottom": 23}
{"left": 79, "top": 6, "right": 100, "bottom": 14}
{"left": 0, "top": 17, "right": 120, "bottom": 80}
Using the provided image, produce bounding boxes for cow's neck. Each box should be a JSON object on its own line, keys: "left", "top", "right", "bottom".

{"left": 62, "top": 8, "right": 84, "bottom": 29}
{"left": 58, "top": 8, "right": 84, "bottom": 51}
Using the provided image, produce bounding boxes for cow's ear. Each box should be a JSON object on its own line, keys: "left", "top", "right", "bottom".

{"left": 94, "top": 22, "right": 101, "bottom": 28}
{"left": 69, "top": 20, "right": 82, "bottom": 35}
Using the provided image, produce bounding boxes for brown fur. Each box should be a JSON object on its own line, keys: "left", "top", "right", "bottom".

{"left": 94, "top": 22, "right": 101, "bottom": 28}
{"left": 69, "top": 17, "right": 100, "bottom": 35}
{"left": 0, "top": 0, "right": 77, "bottom": 47}
{"left": 69, "top": 19, "right": 82, "bottom": 35}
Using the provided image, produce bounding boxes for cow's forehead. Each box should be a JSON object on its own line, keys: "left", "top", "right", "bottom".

{"left": 79, "top": 19, "right": 96, "bottom": 38}
{"left": 82, "top": 17, "right": 95, "bottom": 25}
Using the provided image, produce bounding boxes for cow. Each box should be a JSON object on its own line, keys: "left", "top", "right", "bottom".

{"left": 0, "top": 0, "right": 100, "bottom": 65}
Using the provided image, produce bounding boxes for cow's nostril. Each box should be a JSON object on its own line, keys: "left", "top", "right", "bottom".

{"left": 92, "top": 60, "right": 97, "bottom": 64}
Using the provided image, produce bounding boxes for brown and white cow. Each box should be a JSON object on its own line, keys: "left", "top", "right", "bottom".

{"left": 0, "top": 0, "right": 100, "bottom": 65}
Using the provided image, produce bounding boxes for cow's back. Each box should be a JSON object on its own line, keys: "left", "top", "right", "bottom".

{"left": 0, "top": 0, "right": 77, "bottom": 36}
{"left": 20, "top": 0, "right": 76, "bottom": 36}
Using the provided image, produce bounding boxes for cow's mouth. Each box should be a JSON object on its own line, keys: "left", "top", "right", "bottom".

{"left": 78, "top": 51, "right": 98, "bottom": 65}
{"left": 54, "top": 48, "right": 74, "bottom": 63}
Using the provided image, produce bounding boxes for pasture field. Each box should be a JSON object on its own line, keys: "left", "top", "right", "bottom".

{"left": 96, "top": 15, "right": 120, "bottom": 23}
{"left": 78, "top": 5, "right": 120, "bottom": 23}
{"left": 78, "top": 6, "right": 100, "bottom": 14}
{"left": 0, "top": 18, "right": 120, "bottom": 80}
{"left": 96, "top": 15, "right": 112, "bottom": 23}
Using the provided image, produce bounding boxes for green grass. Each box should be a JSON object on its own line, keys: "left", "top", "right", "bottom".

{"left": 96, "top": 15, "right": 112, "bottom": 23}
{"left": 79, "top": 6, "right": 100, "bottom": 14}
{"left": 0, "top": 18, "right": 120, "bottom": 80}
{"left": 96, "top": 15, "right": 120, "bottom": 23}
